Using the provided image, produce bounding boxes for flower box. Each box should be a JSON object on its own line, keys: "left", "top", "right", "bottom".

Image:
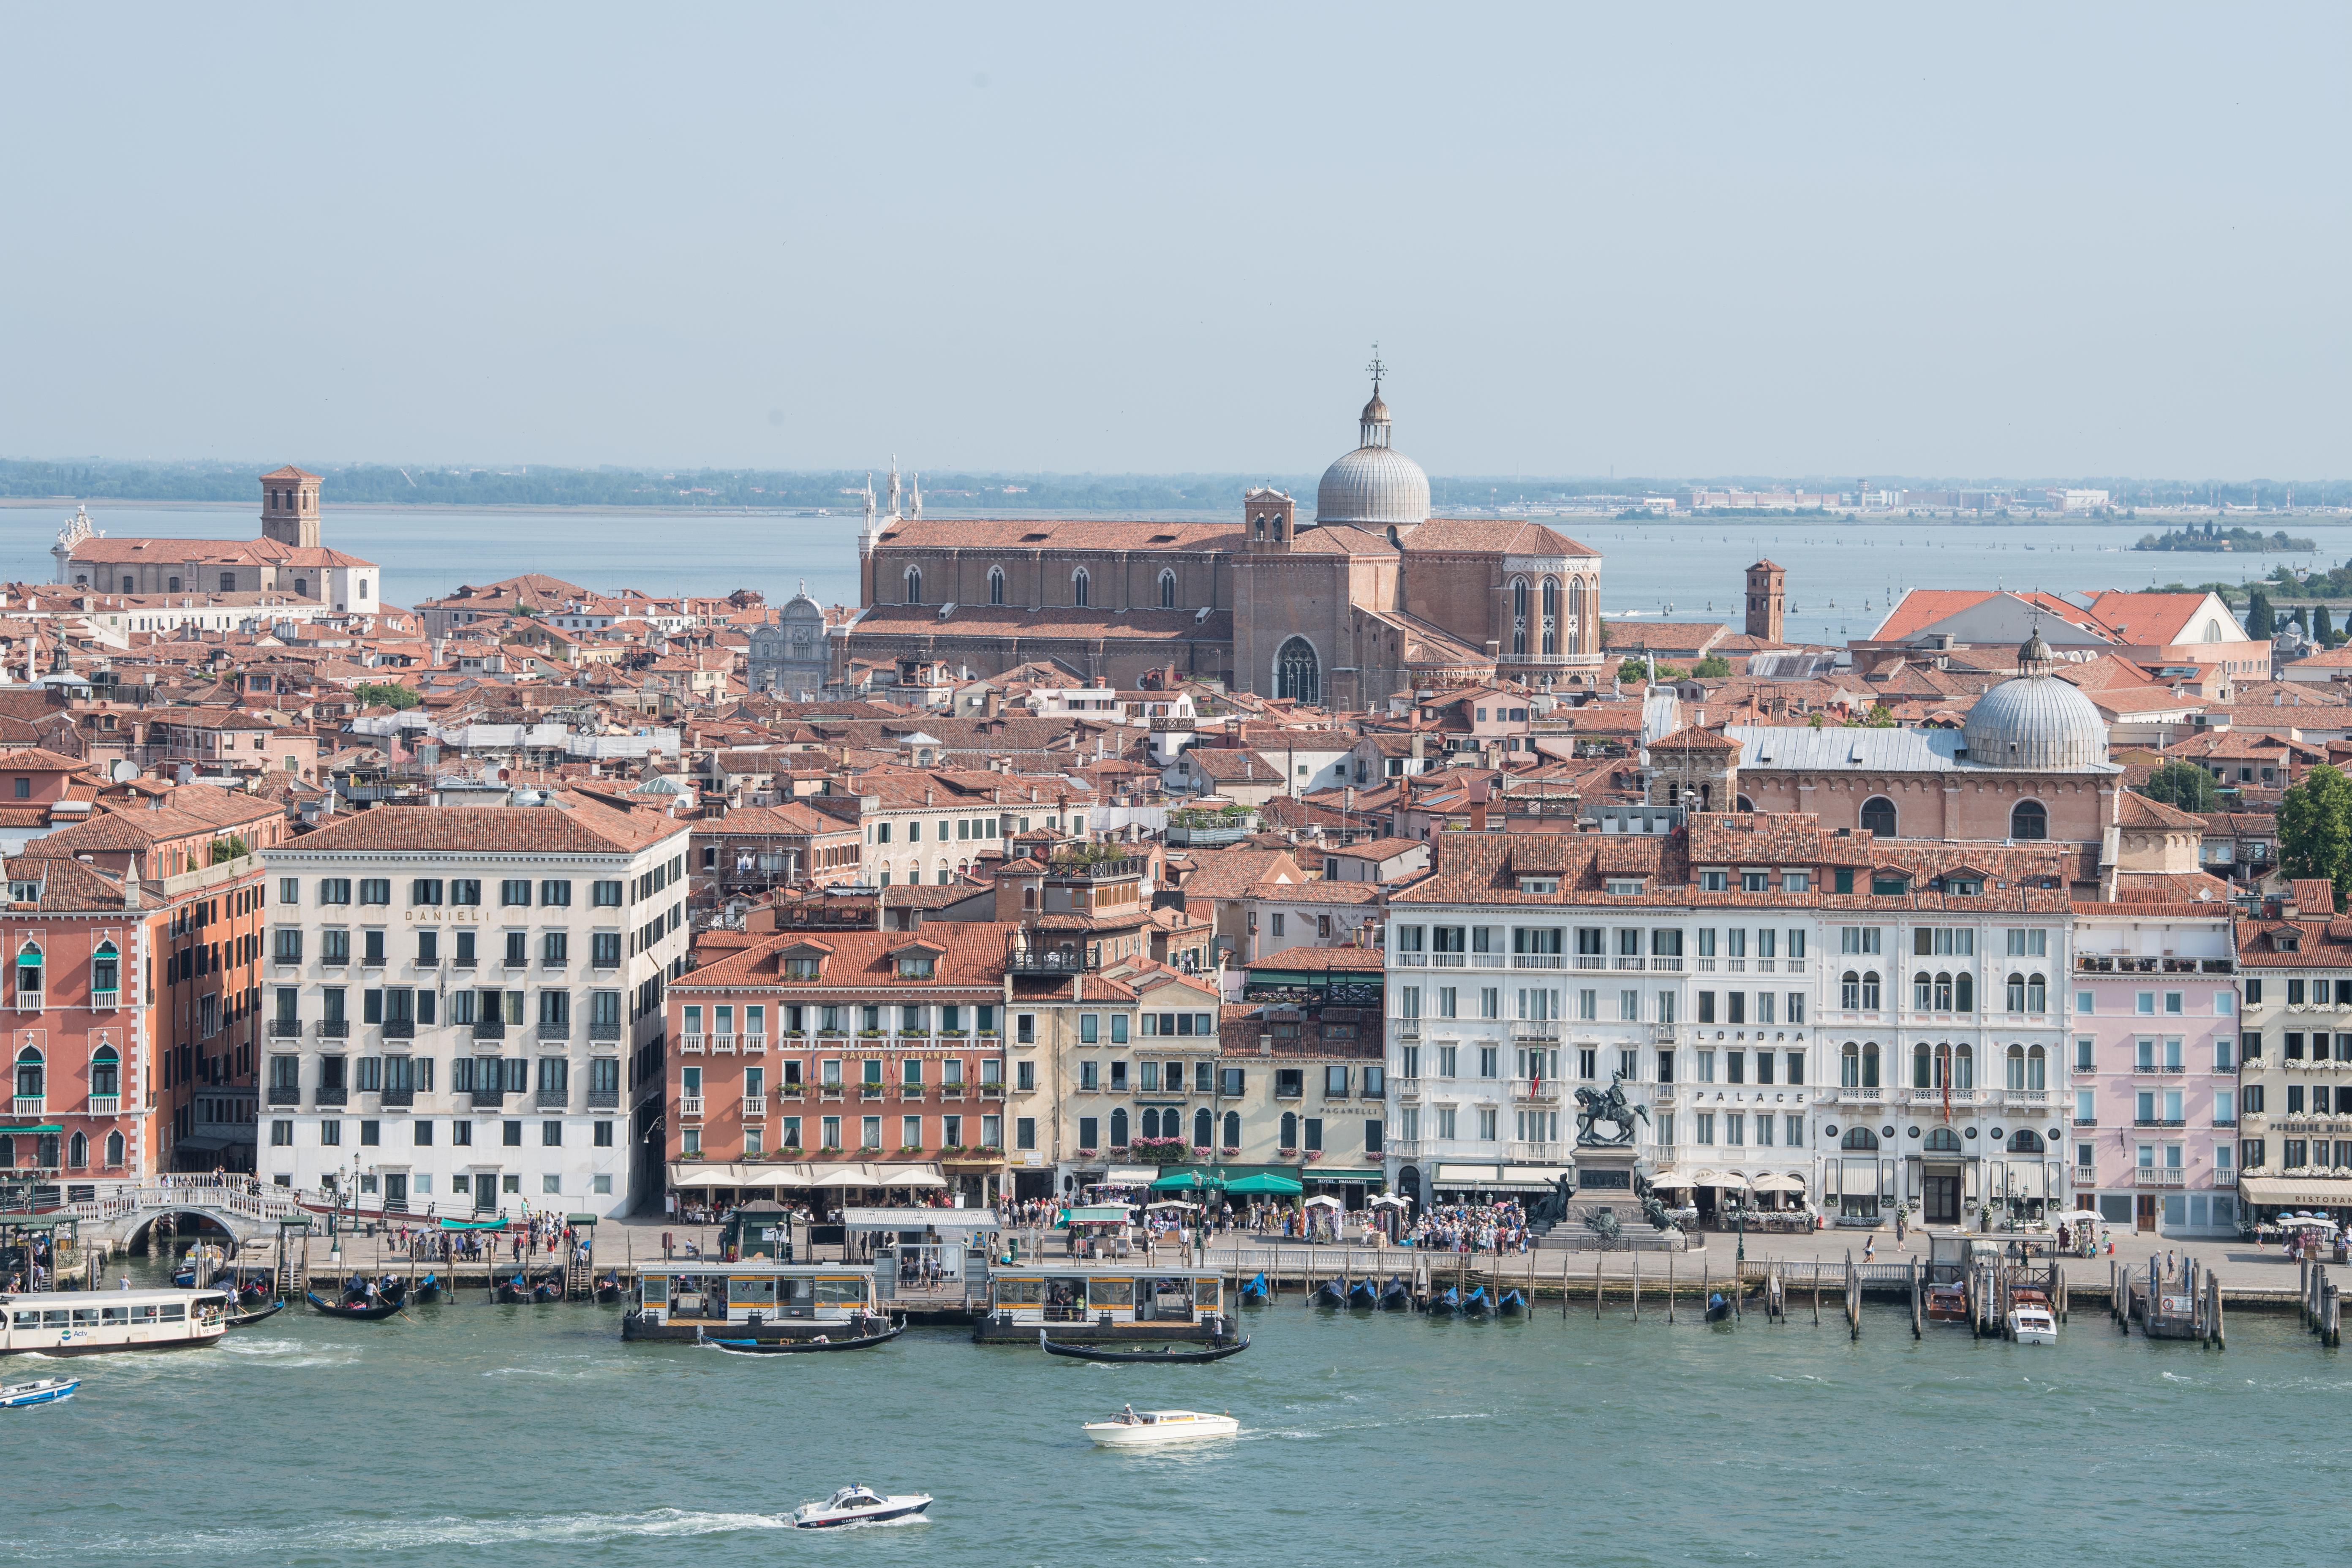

{"left": 1075, "top": 1148, "right": 1098, "bottom": 1159}
{"left": 1277, "top": 1148, "right": 1299, "bottom": 1160}
{"left": 896, "top": 1146, "right": 925, "bottom": 1157}
{"left": 1220, "top": 1146, "right": 1240, "bottom": 1157}
{"left": 1191, "top": 1146, "right": 1212, "bottom": 1158}
{"left": 978, "top": 1030, "right": 1000, "bottom": 1039}
{"left": 858, "top": 1144, "right": 883, "bottom": 1154}
{"left": 1305, "top": 1149, "right": 1324, "bottom": 1161}
{"left": 1108, "top": 1146, "right": 1132, "bottom": 1159}
{"left": 939, "top": 1029, "right": 968, "bottom": 1038}
{"left": 858, "top": 1030, "right": 884, "bottom": 1039}
{"left": 819, "top": 1145, "right": 843, "bottom": 1154}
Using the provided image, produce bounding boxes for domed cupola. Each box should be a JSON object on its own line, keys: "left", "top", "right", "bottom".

{"left": 1960, "top": 627, "right": 2109, "bottom": 770}
{"left": 1315, "top": 357, "right": 1432, "bottom": 529}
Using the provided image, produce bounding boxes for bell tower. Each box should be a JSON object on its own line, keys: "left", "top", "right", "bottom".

{"left": 259, "top": 466, "right": 322, "bottom": 549}
{"left": 1244, "top": 487, "right": 1296, "bottom": 554}
{"left": 1745, "top": 558, "right": 1784, "bottom": 644}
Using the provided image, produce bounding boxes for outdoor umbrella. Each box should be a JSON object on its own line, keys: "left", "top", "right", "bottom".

{"left": 1303, "top": 1195, "right": 1344, "bottom": 1209}
{"left": 1223, "top": 1172, "right": 1304, "bottom": 1197}
{"left": 1750, "top": 1173, "right": 1807, "bottom": 1193}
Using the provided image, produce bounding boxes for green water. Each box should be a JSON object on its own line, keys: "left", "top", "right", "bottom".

{"left": 1, "top": 1277, "right": 2339, "bottom": 1565}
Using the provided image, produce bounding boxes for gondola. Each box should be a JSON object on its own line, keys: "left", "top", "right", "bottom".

{"left": 497, "top": 1274, "right": 562, "bottom": 1304}
{"left": 307, "top": 1290, "right": 402, "bottom": 1321}
{"left": 703, "top": 1320, "right": 905, "bottom": 1355}
{"left": 1039, "top": 1331, "right": 1250, "bottom": 1364}
{"left": 1310, "top": 1275, "right": 1348, "bottom": 1308}
{"left": 1238, "top": 1272, "right": 1269, "bottom": 1304}
{"left": 594, "top": 1274, "right": 623, "bottom": 1304}
{"left": 1426, "top": 1285, "right": 1460, "bottom": 1317}
{"left": 224, "top": 1299, "right": 287, "bottom": 1328}
{"left": 1377, "top": 1275, "right": 1412, "bottom": 1311}
{"left": 1462, "top": 1285, "right": 1491, "bottom": 1317}
{"left": 1346, "top": 1278, "right": 1380, "bottom": 1309}
{"left": 409, "top": 1273, "right": 443, "bottom": 1304}
{"left": 1704, "top": 1291, "right": 1733, "bottom": 1324}
{"left": 1497, "top": 1288, "right": 1527, "bottom": 1317}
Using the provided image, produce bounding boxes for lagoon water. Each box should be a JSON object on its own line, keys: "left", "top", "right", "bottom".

{"left": 1, "top": 1258, "right": 2344, "bottom": 1567}
{"left": 8, "top": 502, "right": 2352, "bottom": 651}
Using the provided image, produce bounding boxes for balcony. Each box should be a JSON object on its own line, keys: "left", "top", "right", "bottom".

{"left": 2131, "top": 1063, "right": 2186, "bottom": 1076}
{"left": 1511, "top": 1022, "right": 1562, "bottom": 1042}
{"left": 12, "top": 990, "right": 43, "bottom": 1012}
{"left": 2134, "top": 1167, "right": 2186, "bottom": 1188}
{"left": 1396, "top": 1077, "right": 1422, "bottom": 1102}
{"left": 536, "top": 1088, "right": 567, "bottom": 1110}
{"left": 681, "top": 1095, "right": 704, "bottom": 1118}
{"left": 536, "top": 1020, "right": 571, "bottom": 1042}
{"left": 471, "top": 1019, "right": 506, "bottom": 1042}
{"left": 1514, "top": 955, "right": 1565, "bottom": 970}
{"left": 1615, "top": 956, "right": 1647, "bottom": 972}
{"left": 1005, "top": 946, "right": 1098, "bottom": 975}
{"left": 319, "top": 1019, "right": 350, "bottom": 1039}
{"left": 1396, "top": 1021, "right": 1421, "bottom": 1040}
{"left": 980, "top": 1083, "right": 1004, "bottom": 1100}
{"left": 1428, "top": 953, "right": 1467, "bottom": 968}
{"left": 269, "top": 1018, "right": 303, "bottom": 1039}
{"left": 586, "top": 1087, "right": 620, "bottom": 1109}
{"left": 680, "top": 1034, "right": 705, "bottom": 1055}
{"left": 380, "top": 1085, "right": 415, "bottom": 1108}
{"left": 89, "top": 988, "right": 120, "bottom": 1010}
{"left": 2214, "top": 1169, "right": 2239, "bottom": 1187}
{"left": 2002, "top": 1089, "right": 2050, "bottom": 1108}
{"left": 11, "top": 1095, "right": 42, "bottom": 1117}
{"left": 267, "top": 1086, "right": 300, "bottom": 1106}
{"left": 941, "top": 1084, "right": 968, "bottom": 1102}
{"left": 1836, "top": 1086, "right": 1883, "bottom": 1104}
{"left": 1652, "top": 957, "right": 1684, "bottom": 972}
{"left": 742, "top": 1034, "right": 766, "bottom": 1055}
{"left": 776, "top": 1083, "right": 805, "bottom": 1100}
{"left": 467, "top": 1091, "right": 509, "bottom": 1111}
{"left": 316, "top": 1086, "right": 348, "bottom": 1106}
{"left": 713, "top": 1034, "right": 738, "bottom": 1055}
{"left": 1573, "top": 955, "right": 1607, "bottom": 971}
{"left": 2134, "top": 1118, "right": 2188, "bottom": 1129}
{"left": 589, "top": 1019, "right": 623, "bottom": 1042}
{"left": 384, "top": 1018, "right": 416, "bottom": 1040}
{"left": 1391, "top": 953, "right": 1426, "bottom": 968}
{"left": 85, "top": 1094, "right": 119, "bottom": 1116}
{"left": 1508, "top": 1141, "right": 1566, "bottom": 1162}
{"left": 819, "top": 1086, "right": 844, "bottom": 1101}
{"left": 860, "top": 1085, "right": 884, "bottom": 1100}
{"left": 743, "top": 1096, "right": 766, "bottom": 1119}
{"left": 1387, "top": 1138, "right": 1428, "bottom": 1160}
{"left": 1511, "top": 1078, "right": 1563, "bottom": 1103}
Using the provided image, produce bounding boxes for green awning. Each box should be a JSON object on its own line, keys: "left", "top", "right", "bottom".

{"left": 1150, "top": 1170, "right": 1211, "bottom": 1191}
{"left": 0, "top": 1124, "right": 62, "bottom": 1135}
{"left": 437, "top": 1217, "right": 509, "bottom": 1231}
{"left": 1224, "top": 1172, "right": 1304, "bottom": 1196}
{"left": 566, "top": 1214, "right": 599, "bottom": 1226}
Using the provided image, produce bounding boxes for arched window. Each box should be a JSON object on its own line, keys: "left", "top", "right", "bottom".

{"left": 1736, "top": 795, "right": 1755, "bottom": 812}
{"left": 91, "top": 940, "right": 118, "bottom": 996}
{"left": 2027, "top": 1044, "right": 2047, "bottom": 1089}
{"left": 1934, "top": 973, "right": 1955, "bottom": 1013}
{"left": 1840, "top": 1041, "right": 1861, "bottom": 1086}
{"left": 90, "top": 1045, "right": 119, "bottom": 1099}
{"left": 1141, "top": 1108, "right": 1161, "bottom": 1139}
{"left": 1861, "top": 797, "right": 1897, "bottom": 838}
{"left": 2006, "top": 1044, "right": 2026, "bottom": 1089}
{"left": 1953, "top": 1044, "right": 1973, "bottom": 1089}
{"left": 1275, "top": 637, "right": 1320, "bottom": 706}
{"left": 2006, "top": 973, "right": 2026, "bottom": 1012}
{"left": 988, "top": 566, "right": 1005, "bottom": 606}
{"left": 1071, "top": 568, "right": 1089, "bottom": 607}
{"left": 2010, "top": 799, "right": 2047, "bottom": 840}
{"left": 1861, "top": 972, "right": 1880, "bottom": 1010}
{"left": 0, "top": 1135, "right": 11, "bottom": 1168}
{"left": 1912, "top": 1043, "right": 1931, "bottom": 1088}
{"left": 1109, "top": 1107, "right": 1129, "bottom": 1147}
{"left": 1914, "top": 972, "right": 1933, "bottom": 1011}
{"left": 1565, "top": 575, "right": 1584, "bottom": 638}
{"left": 1194, "top": 1108, "right": 1213, "bottom": 1149}
{"left": 2026, "top": 975, "right": 2046, "bottom": 1015}
{"left": 904, "top": 566, "right": 922, "bottom": 604}
{"left": 2008, "top": 1128, "right": 2045, "bottom": 1154}
{"left": 1254, "top": 515, "right": 1266, "bottom": 542}
{"left": 294, "top": 577, "right": 308, "bottom": 597}
{"left": 1840, "top": 1127, "right": 1879, "bottom": 1151}
{"left": 1541, "top": 577, "right": 1560, "bottom": 657}
{"left": 1511, "top": 578, "right": 1529, "bottom": 659}
{"left": 1862, "top": 1042, "right": 1879, "bottom": 1087}
{"left": 1924, "top": 1127, "right": 1961, "bottom": 1153}
{"left": 1279, "top": 1111, "right": 1298, "bottom": 1150}
{"left": 14, "top": 941, "right": 41, "bottom": 1002}
{"left": 67, "top": 1131, "right": 86, "bottom": 1169}
{"left": 1158, "top": 569, "right": 1177, "bottom": 610}
{"left": 1841, "top": 972, "right": 1860, "bottom": 1010}
{"left": 104, "top": 1129, "right": 123, "bottom": 1166}
{"left": 1222, "top": 1110, "right": 1241, "bottom": 1148}
{"left": 13, "top": 1046, "right": 41, "bottom": 1100}
{"left": 1955, "top": 973, "right": 1972, "bottom": 1012}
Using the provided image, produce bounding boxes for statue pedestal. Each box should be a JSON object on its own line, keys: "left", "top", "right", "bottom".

{"left": 1565, "top": 1144, "right": 1639, "bottom": 1229}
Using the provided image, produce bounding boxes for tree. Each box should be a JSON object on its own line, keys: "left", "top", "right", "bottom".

{"left": 2280, "top": 764, "right": 2352, "bottom": 905}
{"left": 354, "top": 681, "right": 420, "bottom": 710}
{"left": 1692, "top": 654, "right": 1732, "bottom": 678}
{"left": 2246, "top": 589, "right": 2275, "bottom": 640}
{"left": 2317, "top": 604, "right": 2335, "bottom": 645}
{"left": 1863, "top": 702, "right": 1897, "bottom": 728}
{"left": 2138, "top": 760, "right": 2221, "bottom": 813}
{"left": 1615, "top": 658, "right": 1649, "bottom": 683}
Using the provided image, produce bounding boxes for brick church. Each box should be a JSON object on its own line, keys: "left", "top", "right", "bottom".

{"left": 843, "top": 376, "right": 1608, "bottom": 709}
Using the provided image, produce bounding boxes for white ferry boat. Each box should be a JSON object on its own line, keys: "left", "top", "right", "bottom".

{"left": 1084, "top": 1407, "right": 1240, "bottom": 1448}
{"left": 2, "top": 1288, "right": 231, "bottom": 1356}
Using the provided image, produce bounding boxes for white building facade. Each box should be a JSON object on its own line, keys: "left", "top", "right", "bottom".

{"left": 258, "top": 797, "right": 691, "bottom": 1217}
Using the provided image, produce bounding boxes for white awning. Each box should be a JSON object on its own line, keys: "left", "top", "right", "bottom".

{"left": 871, "top": 1162, "right": 948, "bottom": 1189}
{"left": 2240, "top": 1175, "right": 2352, "bottom": 1208}
{"left": 1750, "top": 1172, "right": 1807, "bottom": 1193}
{"left": 1103, "top": 1166, "right": 1160, "bottom": 1184}
{"left": 1435, "top": 1164, "right": 1501, "bottom": 1184}
{"left": 840, "top": 1205, "right": 996, "bottom": 1231}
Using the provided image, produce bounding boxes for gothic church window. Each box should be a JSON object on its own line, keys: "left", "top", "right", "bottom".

{"left": 1276, "top": 637, "right": 1320, "bottom": 707}
{"left": 1541, "top": 577, "right": 1559, "bottom": 657}
{"left": 1511, "top": 578, "right": 1528, "bottom": 659}
{"left": 1072, "top": 568, "right": 1090, "bottom": 608}
{"left": 988, "top": 566, "right": 1005, "bottom": 606}
{"left": 905, "top": 567, "right": 922, "bottom": 604}
{"left": 1159, "top": 569, "right": 1177, "bottom": 610}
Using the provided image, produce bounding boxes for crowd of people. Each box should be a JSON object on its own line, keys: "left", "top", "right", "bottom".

{"left": 395, "top": 1212, "right": 593, "bottom": 1266}
{"left": 1401, "top": 1200, "right": 1533, "bottom": 1254}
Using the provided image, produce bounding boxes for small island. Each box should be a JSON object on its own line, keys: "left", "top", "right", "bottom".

{"left": 2135, "top": 523, "right": 2314, "bottom": 553}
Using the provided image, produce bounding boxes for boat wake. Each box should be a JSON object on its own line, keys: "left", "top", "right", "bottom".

{"left": 26, "top": 1507, "right": 794, "bottom": 1558}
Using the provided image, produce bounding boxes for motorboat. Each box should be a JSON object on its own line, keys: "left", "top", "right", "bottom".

{"left": 1, "top": 1289, "right": 230, "bottom": 1356}
{"left": 0, "top": 1376, "right": 79, "bottom": 1409}
{"left": 789, "top": 1486, "right": 933, "bottom": 1528}
{"left": 1924, "top": 1284, "right": 1969, "bottom": 1323}
{"left": 1083, "top": 1407, "right": 1241, "bottom": 1448}
{"left": 2008, "top": 1287, "right": 2058, "bottom": 1345}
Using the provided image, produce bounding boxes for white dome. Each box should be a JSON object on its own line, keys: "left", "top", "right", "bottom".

{"left": 1961, "top": 670, "right": 2108, "bottom": 770}
{"left": 1316, "top": 443, "right": 1431, "bottom": 527}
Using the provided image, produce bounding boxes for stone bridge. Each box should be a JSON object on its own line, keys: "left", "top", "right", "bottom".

{"left": 37, "top": 1180, "right": 313, "bottom": 1253}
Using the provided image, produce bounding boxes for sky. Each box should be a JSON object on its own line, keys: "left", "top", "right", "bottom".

{"left": 3, "top": 5, "right": 2346, "bottom": 480}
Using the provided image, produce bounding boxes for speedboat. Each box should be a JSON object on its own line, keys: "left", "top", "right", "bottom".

{"left": 2008, "top": 1288, "right": 2058, "bottom": 1345}
{"left": 1084, "top": 1407, "right": 1240, "bottom": 1448}
{"left": 0, "top": 1376, "right": 79, "bottom": 1409}
{"left": 789, "top": 1486, "right": 933, "bottom": 1528}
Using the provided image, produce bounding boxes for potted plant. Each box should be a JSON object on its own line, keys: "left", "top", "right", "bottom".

{"left": 1190, "top": 1145, "right": 1212, "bottom": 1160}
{"left": 896, "top": 1145, "right": 925, "bottom": 1158}
{"left": 1277, "top": 1147, "right": 1299, "bottom": 1160}
{"left": 1220, "top": 1145, "right": 1240, "bottom": 1157}
{"left": 1304, "top": 1149, "right": 1324, "bottom": 1162}
{"left": 819, "top": 1144, "right": 843, "bottom": 1154}
{"left": 1108, "top": 1145, "right": 1131, "bottom": 1159}
{"left": 1075, "top": 1147, "right": 1098, "bottom": 1160}
{"left": 858, "top": 1143, "right": 883, "bottom": 1155}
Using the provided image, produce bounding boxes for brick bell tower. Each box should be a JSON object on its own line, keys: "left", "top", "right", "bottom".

{"left": 259, "top": 466, "right": 323, "bottom": 548}
{"left": 1745, "top": 558, "right": 1785, "bottom": 644}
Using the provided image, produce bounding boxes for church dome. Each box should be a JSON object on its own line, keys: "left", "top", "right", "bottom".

{"left": 1960, "top": 636, "right": 2108, "bottom": 770}
{"left": 1316, "top": 378, "right": 1430, "bottom": 528}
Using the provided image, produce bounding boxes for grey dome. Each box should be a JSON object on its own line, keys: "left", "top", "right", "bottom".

{"left": 1961, "top": 670, "right": 2108, "bottom": 770}
{"left": 1317, "top": 443, "right": 1431, "bottom": 527}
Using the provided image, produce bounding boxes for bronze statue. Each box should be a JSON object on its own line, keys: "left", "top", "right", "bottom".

{"left": 1529, "top": 1173, "right": 1573, "bottom": 1229}
{"left": 1574, "top": 1072, "right": 1650, "bottom": 1146}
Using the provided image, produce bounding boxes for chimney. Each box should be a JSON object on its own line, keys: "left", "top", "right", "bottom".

{"left": 1410, "top": 733, "right": 1424, "bottom": 763}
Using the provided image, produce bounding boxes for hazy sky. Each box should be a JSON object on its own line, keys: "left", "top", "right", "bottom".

{"left": 4, "top": 5, "right": 2346, "bottom": 479}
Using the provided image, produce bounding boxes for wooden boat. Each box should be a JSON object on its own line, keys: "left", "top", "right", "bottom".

{"left": 307, "top": 1290, "right": 401, "bottom": 1321}
{"left": 1426, "top": 1285, "right": 1459, "bottom": 1317}
{"left": 1040, "top": 1331, "right": 1250, "bottom": 1364}
{"left": 223, "top": 1300, "right": 286, "bottom": 1328}
{"left": 1237, "top": 1272, "right": 1269, "bottom": 1304}
{"left": 0, "top": 1376, "right": 79, "bottom": 1409}
{"left": 1377, "top": 1276, "right": 1412, "bottom": 1311}
{"left": 408, "top": 1274, "right": 442, "bottom": 1304}
{"left": 1924, "top": 1284, "right": 1969, "bottom": 1323}
{"left": 704, "top": 1320, "right": 904, "bottom": 1354}
{"left": 1497, "top": 1289, "right": 1527, "bottom": 1317}
{"left": 594, "top": 1274, "right": 623, "bottom": 1304}
{"left": 1345, "top": 1278, "right": 1380, "bottom": 1309}
{"left": 1310, "top": 1276, "right": 1348, "bottom": 1308}
{"left": 496, "top": 1274, "right": 561, "bottom": 1304}
{"left": 1462, "top": 1285, "right": 1491, "bottom": 1317}
{"left": 1704, "top": 1291, "right": 1733, "bottom": 1324}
